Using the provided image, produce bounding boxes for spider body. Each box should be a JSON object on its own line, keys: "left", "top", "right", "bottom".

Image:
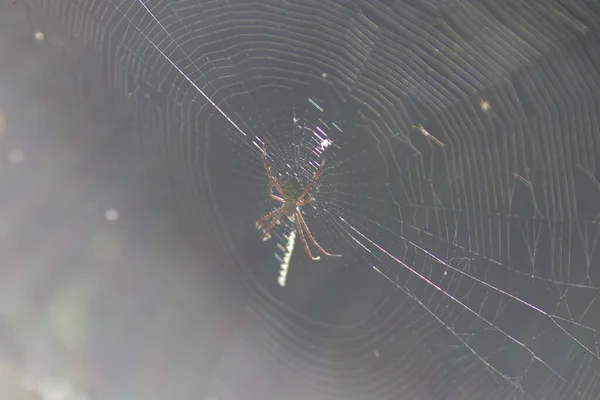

{"left": 256, "top": 144, "right": 340, "bottom": 260}
{"left": 280, "top": 180, "right": 306, "bottom": 215}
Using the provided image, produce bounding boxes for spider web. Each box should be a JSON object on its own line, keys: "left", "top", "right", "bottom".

{"left": 21, "top": 0, "right": 600, "bottom": 399}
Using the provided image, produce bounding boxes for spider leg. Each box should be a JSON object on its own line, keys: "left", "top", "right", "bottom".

{"left": 262, "top": 143, "right": 284, "bottom": 196}
{"left": 297, "top": 155, "right": 327, "bottom": 203}
{"left": 260, "top": 210, "right": 285, "bottom": 241}
{"left": 296, "top": 193, "right": 314, "bottom": 207}
{"left": 296, "top": 210, "right": 341, "bottom": 258}
{"left": 295, "top": 210, "right": 320, "bottom": 261}
{"left": 256, "top": 206, "right": 284, "bottom": 230}
{"left": 269, "top": 183, "right": 284, "bottom": 203}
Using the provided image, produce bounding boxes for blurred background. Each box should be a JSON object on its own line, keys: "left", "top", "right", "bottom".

{"left": 0, "top": 1, "right": 600, "bottom": 399}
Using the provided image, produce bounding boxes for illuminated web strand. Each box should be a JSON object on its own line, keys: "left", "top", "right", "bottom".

{"left": 326, "top": 195, "right": 600, "bottom": 360}
{"left": 115, "top": 0, "right": 249, "bottom": 138}
{"left": 339, "top": 216, "right": 568, "bottom": 384}
{"left": 407, "top": 238, "right": 600, "bottom": 361}
{"left": 337, "top": 206, "right": 600, "bottom": 361}
{"left": 322, "top": 188, "right": 600, "bottom": 379}
{"left": 128, "top": 1, "right": 390, "bottom": 172}
{"left": 370, "top": 263, "right": 522, "bottom": 392}
{"left": 131, "top": 2, "right": 354, "bottom": 166}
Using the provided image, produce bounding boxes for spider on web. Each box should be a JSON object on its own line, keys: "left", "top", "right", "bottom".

{"left": 256, "top": 143, "right": 341, "bottom": 261}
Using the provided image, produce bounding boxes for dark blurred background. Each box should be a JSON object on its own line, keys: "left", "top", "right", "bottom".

{"left": 0, "top": 2, "right": 246, "bottom": 399}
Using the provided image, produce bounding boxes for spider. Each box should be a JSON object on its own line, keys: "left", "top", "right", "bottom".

{"left": 255, "top": 143, "right": 341, "bottom": 261}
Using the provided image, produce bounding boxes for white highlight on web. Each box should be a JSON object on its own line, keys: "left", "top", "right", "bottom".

{"left": 278, "top": 230, "right": 296, "bottom": 287}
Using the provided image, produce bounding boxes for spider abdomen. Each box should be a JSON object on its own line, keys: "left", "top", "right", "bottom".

{"left": 256, "top": 143, "right": 340, "bottom": 260}
{"left": 282, "top": 201, "right": 297, "bottom": 216}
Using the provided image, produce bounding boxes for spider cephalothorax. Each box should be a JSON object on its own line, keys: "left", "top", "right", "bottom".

{"left": 256, "top": 144, "right": 340, "bottom": 260}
